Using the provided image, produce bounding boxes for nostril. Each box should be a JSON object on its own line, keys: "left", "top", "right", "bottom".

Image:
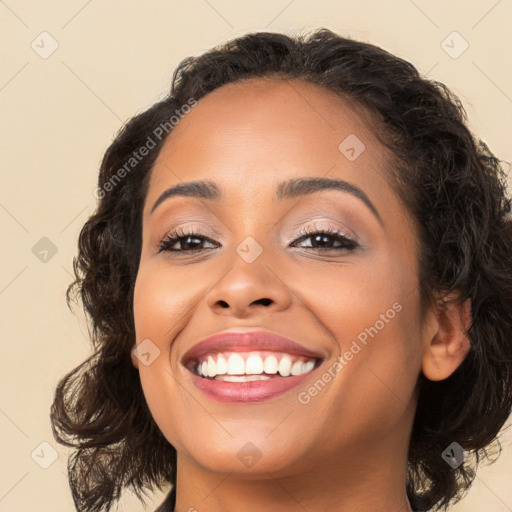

{"left": 253, "top": 298, "right": 272, "bottom": 306}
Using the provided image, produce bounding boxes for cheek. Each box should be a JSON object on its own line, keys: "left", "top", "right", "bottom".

{"left": 287, "top": 250, "right": 413, "bottom": 345}
{"left": 133, "top": 262, "right": 200, "bottom": 348}
{"left": 289, "top": 249, "right": 422, "bottom": 419}
{"left": 132, "top": 265, "right": 195, "bottom": 450}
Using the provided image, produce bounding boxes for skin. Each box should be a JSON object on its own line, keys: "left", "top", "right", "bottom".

{"left": 131, "top": 78, "right": 471, "bottom": 512}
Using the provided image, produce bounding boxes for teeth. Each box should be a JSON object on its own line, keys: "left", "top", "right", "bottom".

{"left": 278, "top": 356, "right": 292, "bottom": 377}
{"left": 216, "top": 355, "right": 227, "bottom": 375}
{"left": 291, "top": 360, "right": 303, "bottom": 376}
{"left": 207, "top": 356, "right": 216, "bottom": 378}
{"left": 227, "top": 353, "right": 245, "bottom": 375}
{"left": 303, "top": 360, "right": 315, "bottom": 373}
{"left": 194, "top": 352, "right": 318, "bottom": 379}
{"left": 263, "top": 355, "right": 278, "bottom": 374}
{"left": 245, "top": 354, "right": 264, "bottom": 374}
{"left": 215, "top": 375, "right": 271, "bottom": 382}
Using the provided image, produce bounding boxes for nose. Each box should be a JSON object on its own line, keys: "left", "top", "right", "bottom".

{"left": 205, "top": 251, "right": 292, "bottom": 319}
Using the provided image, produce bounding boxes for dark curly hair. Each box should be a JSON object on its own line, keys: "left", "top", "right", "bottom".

{"left": 50, "top": 28, "right": 512, "bottom": 512}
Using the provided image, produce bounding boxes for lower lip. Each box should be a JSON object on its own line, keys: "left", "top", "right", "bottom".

{"left": 187, "top": 365, "right": 321, "bottom": 403}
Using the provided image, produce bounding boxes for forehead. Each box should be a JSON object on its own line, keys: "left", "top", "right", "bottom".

{"left": 145, "top": 77, "right": 394, "bottom": 212}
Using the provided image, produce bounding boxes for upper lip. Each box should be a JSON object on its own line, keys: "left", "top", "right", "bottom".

{"left": 181, "top": 329, "right": 326, "bottom": 366}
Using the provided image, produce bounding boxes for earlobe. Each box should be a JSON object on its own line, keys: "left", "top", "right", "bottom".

{"left": 422, "top": 294, "right": 472, "bottom": 382}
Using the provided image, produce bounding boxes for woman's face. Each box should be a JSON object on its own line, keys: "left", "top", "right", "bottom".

{"left": 132, "top": 78, "right": 431, "bottom": 479}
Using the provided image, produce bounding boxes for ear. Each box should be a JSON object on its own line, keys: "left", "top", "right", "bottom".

{"left": 131, "top": 345, "right": 140, "bottom": 370}
{"left": 422, "top": 292, "right": 472, "bottom": 382}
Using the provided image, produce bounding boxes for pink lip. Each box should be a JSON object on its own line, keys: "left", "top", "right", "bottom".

{"left": 181, "top": 330, "right": 325, "bottom": 403}
{"left": 181, "top": 330, "right": 325, "bottom": 364}
{"left": 188, "top": 367, "right": 322, "bottom": 403}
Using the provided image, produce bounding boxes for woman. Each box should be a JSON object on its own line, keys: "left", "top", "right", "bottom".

{"left": 51, "top": 29, "right": 512, "bottom": 512}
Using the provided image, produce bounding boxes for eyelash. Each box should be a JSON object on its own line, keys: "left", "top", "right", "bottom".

{"left": 157, "top": 226, "right": 358, "bottom": 254}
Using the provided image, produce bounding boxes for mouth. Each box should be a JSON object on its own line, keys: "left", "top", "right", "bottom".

{"left": 187, "top": 351, "right": 322, "bottom": 381}
{"left": 181, "top": 330, "right": 325, "bottom": 403}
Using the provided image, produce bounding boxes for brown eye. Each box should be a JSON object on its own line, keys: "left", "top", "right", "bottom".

{"left": 291, "top": 227, "right": 358, "bottom": 251}
{"left": 158, "top": 229, "right": 219, "bottom": 253}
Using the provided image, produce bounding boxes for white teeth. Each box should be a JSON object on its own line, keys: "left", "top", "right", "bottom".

{"left": 278, "top": 356, "right": 292, "bottom": 377}
{"left": 194, "top": 351, "right": 318, "bottom": 379}
{"left": 207, "top": 356, "right": 216, "bottom": 378}
{"left": 263, "top": 355, "right": 278, "bottom": 374}
{"left": 216, "top": 355, "right": 227, "bottom": 375}
{"left": 215, "top": 375, "right": 271, "bottom": 382}
{"left": 227, "top": 353, "right": 245, "bottom": 375}
{"left": 290, "top": 360, "right": 303, "bottom": 376}
{"left": 245, "top": 354, "right": 264, "bottom": 374}
{"left": 303, "top": 360, "right": 315, "bottom": 373}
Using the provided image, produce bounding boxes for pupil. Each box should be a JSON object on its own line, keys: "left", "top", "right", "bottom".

{"left": 314, "top": 234, "right": 330, "bottom": 247}
{"left": 184, "top": 236, "right": 200, "bottom": 249}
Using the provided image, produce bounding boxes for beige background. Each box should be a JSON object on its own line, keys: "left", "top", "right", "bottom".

{"left": 1, "top": 0, "right": 511, "bottom": 510}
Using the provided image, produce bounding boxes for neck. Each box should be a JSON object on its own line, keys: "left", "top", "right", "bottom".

{"left": 173, "top": 429, "right": 414, "bottom": 512}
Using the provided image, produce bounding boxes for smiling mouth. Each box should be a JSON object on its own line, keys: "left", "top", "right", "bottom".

{"left": 187, "top": 350, "right": 323, "bottom": 381}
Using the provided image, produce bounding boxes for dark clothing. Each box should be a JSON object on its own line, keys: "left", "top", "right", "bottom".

{"left": 154, "top": 487, "right": 176, "bottom": 512}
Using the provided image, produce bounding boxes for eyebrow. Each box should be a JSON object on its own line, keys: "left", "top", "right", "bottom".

{"left": 150, "top": 177, "right": 383, "bottom": 225}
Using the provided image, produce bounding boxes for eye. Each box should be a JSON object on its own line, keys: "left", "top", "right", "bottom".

{"left": 157, "top": 225, "right": 358, "bottom": 254}
{"left": 157, "top": 227, "right": 219, "bottom": 253}
{"left": 290, "top": 226, "right": 358, "bottom": 251}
